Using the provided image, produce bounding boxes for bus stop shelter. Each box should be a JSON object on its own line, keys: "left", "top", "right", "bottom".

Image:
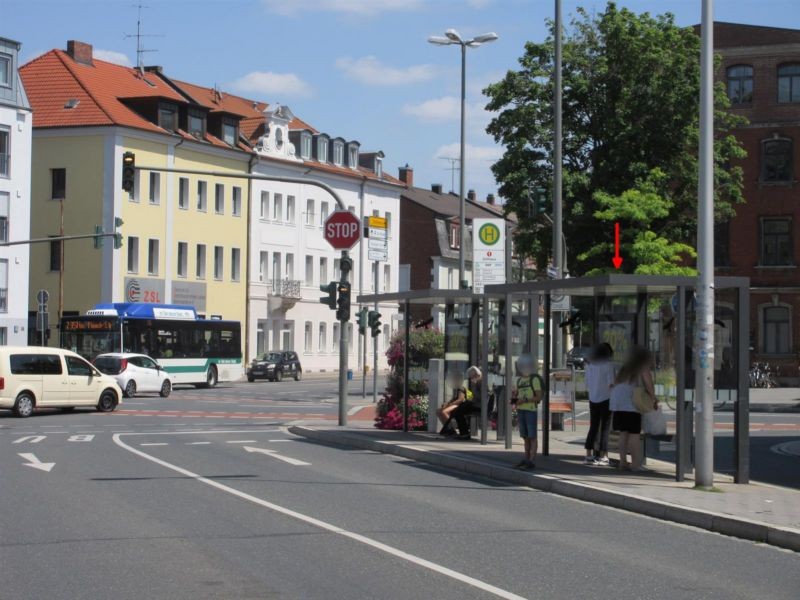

{"left": 486, "top": 274, "right": 751, "bottom": 483}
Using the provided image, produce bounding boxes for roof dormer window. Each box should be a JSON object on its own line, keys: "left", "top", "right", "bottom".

{"left": 317, "top": 136, "right": 329, "bottom": 163}
{"left": 347, "top": 142, "right": 359, "bottom": 169}
{"left": 222, "top": 118, "right": 238, "bottom": 146}
{"left": 158, "top": 102, "right": 177, "bottom": 132}
{"left": 300, "top": 132, "right": 312, "bottom": 159}
{"left": 333, "top": 141, "right": 344, "bottom": 166}
{"left": 188, "top": 108, "right": 205, "bottom": 139}
{"left": 375, "top": 157, "right": 383, "bottom": 178}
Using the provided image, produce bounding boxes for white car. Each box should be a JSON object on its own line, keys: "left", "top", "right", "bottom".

{"left": 94, "top": 353, "right": 172, "bottom": 398}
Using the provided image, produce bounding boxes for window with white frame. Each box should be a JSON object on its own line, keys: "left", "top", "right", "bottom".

{"left": 332, "top": 322, "right": 340, "bottom": 350}
{"left": 0, "top": 54, "right": 10, "bottom": 87}
{"left": 214, "top": 246, "right": 223, "bottom": 280}
{"left": 334, "top": 258, "right": 341, "bottom": 280}
{"left": 273, "top": 193, "right": 282, "bottom": 221}
{"left": 259, "top": 251, "right": 268, "bottom": 282}
{"left": 305, "top": 255, "right": 314, "bottom": 286}
{"left": 0, "top": 128, "right": 9, "bottom": 177}
{"left": 148, "top": 239, "right": 159, "bottom": 275}
{"left": 0, "top": 259, "right": 6, "bottom": 313}
{"left": 318, "top": 137, "right": 328, "bottom": 163}
{"left": 233, "top": 187, "right": 242, "bottom": 216}
{"left": 260, "top": 191, "right": 269, "bottom": 219}
{"left": 231, "top": 248, "right": 241, "bottom": 282}
{"left": 178, "top": 178, "right": 189, "bottom": 209}
{"left": 384, "top": 265, "right": 390, "bottom": 291}
{"left": 318, "top": 323, "right": 327, "bottom": 352}
{"left": 0, "top": 327, "right": 6, "bottom": 345}
{"left": 333, "top": 141, "right": 344, "bottom": 166}
{"left": 285, "top": 253, "right": 294, "bottom": 279}
{"left": 348, "top": 145, "right": 359, "bottom": 169}
{"left": 320, "top": 201, "right": 329, "bottom": 225}
{"left": 177, "top": 242, "right": 188, "bottom": 278}
{"left": 215, "top": 183, "right": 224, "bottom": 214}
{"left": 0, "top": 192, "right": 8, "bottom": 243}
{"left": 319, "top": 257, "right": 328, "bottom": 283}
{"left": 286, "top": 195, "right": 294, "bottom": 223}
{"left": 272, "top": 253, "right": 281, "bottom": 284}
{"left": 196, "top": 244, "right": 206, "bottom": 279}
{"left": 127, "top": 236, "right": 139, "bottom": 273}
{"left": 306, "top": 199, "right": 314, "bottom": 225}
{"left": 301, "top": 133, "right": 312, "bottom": 159}
{"left": 375, "top": 157, "right": 383, "bottom": 178}
{"left": 149, "top": 172, "right": 160, "bottom": 204}
{"left": 763, "top": 306, "right": 791, "bottom": 354}
{"left": 304, "top": 321, "right": 312, "bottom": 352}
{"left": 197, "top": 181, "right": 207, "bottom": 211}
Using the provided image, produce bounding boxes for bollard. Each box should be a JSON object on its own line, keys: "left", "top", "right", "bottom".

{"left": 347, "top": 369, "right": 353, "bottom": 381}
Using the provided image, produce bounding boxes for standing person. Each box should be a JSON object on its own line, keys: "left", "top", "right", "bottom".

{"left": 511, "top": 354, "right": 543, "bottom": 469}
{"left": 452, "top": 366, "right": 482, "bottom": 439}
{"left": 610, "top": 347, "right": 657, "bottom": 471}
{"left": 584, "top": 343, "right": 615, "bottom": 465}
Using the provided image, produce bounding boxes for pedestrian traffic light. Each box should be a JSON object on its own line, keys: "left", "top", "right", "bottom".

{"left": 122, "top": 151, "right": 136, "bottom": 194}
{"left": 357, "top": 307, "right": 368, "bottom": 336}
{"left": 319, "top": 282, "right": 337, "bottom": 310}
{"left": 368, "top": 310, "right": 382, "bottom": 338}
{"left": 336, "top": 282, "right": 351, "bottom": 322}
{"left": 93, "top": 225, "right": 104, "bottom": 249}
{"left": 113, "top": 217, "right": 124, "bottom": 249}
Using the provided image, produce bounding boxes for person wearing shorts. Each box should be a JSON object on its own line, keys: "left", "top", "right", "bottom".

{"left": 511, "top": 354, "right": 542, "bottom": 470}
{"left": 610, "top": 347, "right": 656, "bottom": 471}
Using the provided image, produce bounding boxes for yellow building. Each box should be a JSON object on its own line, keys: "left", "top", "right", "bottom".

{"left": 20, "top": 41, "right": 250, "bottom": 349}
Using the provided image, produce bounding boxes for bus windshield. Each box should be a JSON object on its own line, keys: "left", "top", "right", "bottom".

{"left": 61, "top": 317, "right": 121, "bottom": 359}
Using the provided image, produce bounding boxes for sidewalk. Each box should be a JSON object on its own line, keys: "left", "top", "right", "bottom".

{"left": 746, "top": 388, "right": 800, "bottom": 413}
{"left": 288, "top": 419, "right": 800, "bottom": 553}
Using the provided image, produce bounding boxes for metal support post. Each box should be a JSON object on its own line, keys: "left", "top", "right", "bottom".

{"left": 338, "top": 250, "right": 350, "bottom": 427}
{"left": 735, "top": 284, "right": 750, "bottom": 483}
{"left": 481, "top": 296, "right": 490, "bottom": 445}
{"left": 504, "top": 293, "right": 514, "bottom": 450}
{"left": 403, "top": 300, "right": 411, "bottom": 432}
{"left": 676, "top": 286, "right": 688, "bottom": 481}
{"left": 373, "top": 260, "right": 379, "bottom": 404}
{"left": 543, "top": 294, "right": 551, "bottom": 456}
{"left": 458, "top": 42, "right": 468, "bottom": 290}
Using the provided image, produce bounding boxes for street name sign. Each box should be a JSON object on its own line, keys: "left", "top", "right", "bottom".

{"left": 324, "top": 211, "right": 361, "bottom": 250}
{"left": 472, "top": 218, "right": 505, "bottom": 294}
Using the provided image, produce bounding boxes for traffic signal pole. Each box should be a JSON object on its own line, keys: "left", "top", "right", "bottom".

{"left": 338, "top": 252, "right": 352, "bottom": 426}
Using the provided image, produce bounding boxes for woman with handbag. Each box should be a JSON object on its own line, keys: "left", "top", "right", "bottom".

{"left": 609, "top": 346, "right": 657, "bottom": 471}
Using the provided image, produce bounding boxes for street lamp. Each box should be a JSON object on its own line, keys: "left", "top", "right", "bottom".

{"left": 428, "top": 28, "right": 498, "bottom": 290}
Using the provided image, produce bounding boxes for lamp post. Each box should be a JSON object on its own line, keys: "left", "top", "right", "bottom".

{"left": 429, "top": 29, "right": 498, "bottom": 290}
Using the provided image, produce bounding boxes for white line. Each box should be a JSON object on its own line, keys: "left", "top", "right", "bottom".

{"left": 226, "top": 440, "right": 258, "bottom": 444}
{"left": 186, "top": 441, "right": 211, "bottom": 445}
{"left": 269, "top": 439, "right": 295, "bottom": 443}
{"left": 140, "top": 442, "right": 168, "bottom": 446}
{"left": 113, "top": 433, "right": 525, "bottom": 600}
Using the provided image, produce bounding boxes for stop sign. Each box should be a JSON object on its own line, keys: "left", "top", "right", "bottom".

{"left": 324, "top": 210, "right": 361, "bottom": 250}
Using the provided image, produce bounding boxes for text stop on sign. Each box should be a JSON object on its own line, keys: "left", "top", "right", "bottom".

{"left": 326, "top": 222, "right": 358, "bottom": 238}
{"left": 324, "top": 210, "right": 361, "bottom": 250}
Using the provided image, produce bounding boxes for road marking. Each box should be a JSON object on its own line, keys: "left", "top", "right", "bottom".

{"left": 226, "top": 440, "right": 258, "bottom": 444}
{"left": 770, "top": 440, "right": 800, "bottom": 457}
{"left": 68, "top": 434, "right": 95, "bottom": 442}
{"left": 269, "top": 439, "right": 294, "bottom": 442}
{"left": 113, "top": 433, "right": 525, "bottom": 600}
{"left": 140, "top": 442, "right": 168, "bottom": 446}
{"left": 12, "top": 435, "right": 46, "bottom": 444}
{"left": 186, "top": 441, "right": 211, "bottom": 445}
{"left": 243, "top": 446, "right": 310, "bottom": 466}
{"left": 18, "top": 453, "right": 55, "bottom": 472}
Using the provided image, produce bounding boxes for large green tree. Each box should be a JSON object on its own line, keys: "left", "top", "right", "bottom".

{"left": 484, "top": 2, "right": 745, "bottom": 275}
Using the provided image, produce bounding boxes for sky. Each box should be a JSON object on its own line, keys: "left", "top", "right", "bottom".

{"left": 4, "top": 0, "right": 800, "bottom": 201}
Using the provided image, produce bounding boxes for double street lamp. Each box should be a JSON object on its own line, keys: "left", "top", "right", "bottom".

{"left": 429, "top": 29, "right": 498, "bottom": 290}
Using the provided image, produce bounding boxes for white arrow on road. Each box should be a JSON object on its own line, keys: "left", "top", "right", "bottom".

{"left": 18, "top": 453, "right": 55, "bottom": 472}
{"left": 243, "top": 446, "right": 310, "bottom": 466}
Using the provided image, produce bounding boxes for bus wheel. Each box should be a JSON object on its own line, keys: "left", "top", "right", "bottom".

{"left": 205, "top": 366, "right": 218, "bottom": 388}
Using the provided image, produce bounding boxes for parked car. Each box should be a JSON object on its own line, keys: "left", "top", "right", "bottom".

{"left": 566, "top": 346, "right": 592, "bottom": 370}
{"left": 94, "top": 353, "right": 172, "bottom": 398}
{"left": 0, "top": 346, "right": 122, "bottom": 417}
{"left": 247, "top": 351, "right": 302, "bottom": 382}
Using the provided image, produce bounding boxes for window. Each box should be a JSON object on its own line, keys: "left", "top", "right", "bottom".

{"left": 332, "top": 322, "right": 340, "bottom": 350}
{"left": 384, "top": 264, "right": 390, "bottom": 291}
{"left": 375, "top": 157, "right": 383, "bottom": 178}
{"left": 222, "top": 120, "right": 238, "bottom": 146}
{"left": 286, "top": 195, "right": 294, "bottom": 222}
{"left": 318, "top": 323, "right": 326, "bottom": 352}
{"left": 319, "top": 257, "right": 328, "bottom": 283}
{"left": 305, "top": 321, "right": 312, "bottom": 352}
{"left": 214, "top": 246, "right": 223, "bottom": 280}
{"left": 146, "top": 172, "right": 160, "bottom": 204}
{"left": 259, "top": 251, "right": 268, "bottom": 282}
{"left": 448, "top": 268, "right": 454, "bottom": 289}
{"left": 334, "top": 258, "right": 340, "bottom": 280}
{"left": 158, "top": 103, "right": 177, "bottom": 132}
{"left": 383, "top": 325, "right": 390, "bottom": 350}
{"left": 179, "top": 178, "right": 189, "bottom": 209}
{"left": 148, "top": 239, "right": 159, "bottom": 275}
{"left": 0, "top": 128, "right": 9, "bottom": 177}
{"left": 385, "top": 211, "right": 392, "bottom": 236}
{"left": 127, "top": 236, "right": 139, "bottom": 273}
{"left": 727, "top": 65, "right": 753, "bottom": 105}
{"left": 285, "top": 253, "right": 294, "bottom": 279}
{"left": 763, "top": 306, "right": 791, "bottom": 354}
{"left": 215, "top": 184, "right": 224, "bottom": 214}
{"left": 761, "top": 139, "right": 793, "bottom": 183}
{"left": 51, "top": 168, "right": 66, "bottom": 199}
{"left": 0, "top": 192, "right": 8, "bottom": 243}
{"left": 231, "top": 248, "right": 241, "bottom": 282}
{"left": 714, "top": 221, "right": 729, "bottom": 267}
{"left": 188, "top": 109, "right": 205, "bottom": 138}
{"left": 333, "top": 141, "right": 344, "bottom": 166}
{"left": 273, "top": 193, "right": 283, "bottom": 221}
{"left": 49, "top": 238, "right": 61, "bottom": 272}
{"left": 232, "top": 187, "right": 242, "bottom": 216}
{"left": 449, "top": 223, "right": 460, "bottom": 249}
{"left": 0, "top": 259, "right": 6, "bottom": 313}
{"left": 0, "top": 327, "right": 5, "bottom": 345}
{"left": 0, "top": 54, "right": 10, "bottom": 87}
{"left": 260, "top": 191, "right": 268, "bottom": 219}
{"left": 197, "top": 181, "right": 207, "bottom": 211}
{"left": 177, "top": 242, "right": 188, "bottom": 278}
{"left": 778, "top": 64, "right": 800, "bottom": 103}
{"left": 305, "top": 255, "right": 314, "bottom": 286}
{"left": 272, "top": 253, "right": 281, "bottom": 284}
{"left": 196, "top": 244, "right": 206, "bottom": 279}
{"left": 760, "top": 218, "right": 792, "bottom": 266}
{"left": 301, "top": 133, "right": 312, "bottom": 159}
{"left": 318, "top": 138, "right": 328, "bottom": 163}
{"left": 306, "top": 199, "right": 315, "bottom": 225}
{"left": 320, "top": 201, "right": 329, "bottom": 225}
{"left": 348, "top": 145, "right": 359, "bottom": 169}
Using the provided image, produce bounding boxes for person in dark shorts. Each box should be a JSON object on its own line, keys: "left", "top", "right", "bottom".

{"left": 610, "top": 347, "right": 656, "bottom": 471}
{"left": 452, "top": 366, "right": 482, "bottom": 439}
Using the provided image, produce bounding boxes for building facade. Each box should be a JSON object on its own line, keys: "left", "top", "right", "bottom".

{"left": 0, "top": 37, "right": 32, "bottom": 346}
{"left": 714, "top": 23, "right": 800, "bottom": 381}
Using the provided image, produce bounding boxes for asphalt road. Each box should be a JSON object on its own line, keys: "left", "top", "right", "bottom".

{"left": 0, "top": 386, "right": 798, "bottom": 599}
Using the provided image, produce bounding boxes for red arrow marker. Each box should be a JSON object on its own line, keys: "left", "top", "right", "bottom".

{"left": 612, "top": 222, "right": 623, "bottom": 269}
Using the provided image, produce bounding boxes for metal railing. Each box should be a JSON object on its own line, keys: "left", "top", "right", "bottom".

{"left": 271, "top": 278, "right": 301, "bottom": 298}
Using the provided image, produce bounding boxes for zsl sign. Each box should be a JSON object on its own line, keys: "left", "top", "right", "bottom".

{"left": 324, "top": 210, "right": 361, "bottom": 250}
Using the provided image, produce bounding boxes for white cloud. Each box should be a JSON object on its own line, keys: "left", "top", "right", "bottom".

{"left": 93, "top": 49, "right": 133, "bottom": 67}
{"left": 335, "top": 56, "right": 437, "bottom": 86}
{"left": 262, "top": 0, "right": 424, "bottom": 17}
{"left": 403, "top": 96, "right": 494, "bottom": 134}
{"left": 230, "top": 71, "right": 313, "bottom": 98}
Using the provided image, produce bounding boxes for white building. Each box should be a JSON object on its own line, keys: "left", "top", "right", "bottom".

{"left": 0, "top": 37, "right": 32, "bottom": 346}
{"left": 248, "top": 105, "right": 402, "bottom": 371}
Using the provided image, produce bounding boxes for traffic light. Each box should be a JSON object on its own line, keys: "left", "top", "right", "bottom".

{"left": 122, "top": 151, "right": 135, "bottom": 193}
{"left": 336, "top": 282, "right": 351, "bottom": 322}
{"left": 113, "top": 217, "right": 124, "bottom": 249}
{"left": 368, "top": 310, "right": 382, "bottom": 338}
{"left": 357, "top": 307, "right": 368, "bottom": 336}
{"left": 531, "top": 186, "right": 548, "bottom": 216}
{"left": 319, "top": 282, "right": 337, "bottom": 310}
{"left": 93, "top": 225, "right": 104, "bottom": 249}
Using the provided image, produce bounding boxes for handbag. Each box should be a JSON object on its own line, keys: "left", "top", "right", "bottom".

{"left": 632, "top": 375, "right": 654, "bottom": 413}
{"left": 643, "top": 408, "right": 668, "bottom": 436}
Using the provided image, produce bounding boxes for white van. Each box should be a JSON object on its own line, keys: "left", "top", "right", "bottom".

{"left": 0, "top": 346, "right": 122, "bottom": 417}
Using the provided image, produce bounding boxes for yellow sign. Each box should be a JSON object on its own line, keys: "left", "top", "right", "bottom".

{"left": 367, "top": 216, "right": 387, "bottom": 228}
{"left": 478, "top": 222, "right": 501, "bottom": 246}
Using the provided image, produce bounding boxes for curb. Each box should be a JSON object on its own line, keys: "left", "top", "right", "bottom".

{"left": 288, "top": 426, "right": 800, "bottom": 554}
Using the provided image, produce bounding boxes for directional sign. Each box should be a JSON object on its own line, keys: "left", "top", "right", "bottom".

{"left": 324, "top": 210, "right": 361, "bottom": 250}
{"left": 367, "top": 215, "right": 388, "bottom": 262}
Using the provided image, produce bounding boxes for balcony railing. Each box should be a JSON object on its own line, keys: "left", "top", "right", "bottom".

{"left": 0, "top": 153, "right": 8, "bottom": 177}
{"left": 0, "top": 288, "right": 7, "bottom": 313}
{"left": 271, "top": 278, "right": 301, "bottom": 299}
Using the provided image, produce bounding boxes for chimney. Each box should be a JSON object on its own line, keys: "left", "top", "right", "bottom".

{"left": 67, "top": 40, "right": 93, "bottom": 66}
{"left": 486, "top": 193, "right": 496, "bottom": 205}
{"left": 398, "top": 163, "right": 414, "bottom": 186}
{"left": 467, "top": 189, "right": 476, "bottom": 202}
{"left": 431, "top": 183, "right": 443, "bottom": 194}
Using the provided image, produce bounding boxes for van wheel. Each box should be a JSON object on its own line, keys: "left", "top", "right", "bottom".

{"left": 14, "top": 392, "right": 35, "bottom": 418}
{"left": 294, "top": 369, "right": 301, "bottom": 381}
{"left": 96, "top": 390, "right": 119, "bottom": 412}
{"left": 159, "top": 380, "right": 172, "bottom": 398}
{"left": 247, "top": 376, "right": 255, "bottom": 382}
{"left": 275, "top": 369, "right": 283, "bottom": 382}
{"left": 124, "top": 380, "right": 137, "bottom": 398}
{"left": 204, "top": 366, "right": 218, "bottom": 388}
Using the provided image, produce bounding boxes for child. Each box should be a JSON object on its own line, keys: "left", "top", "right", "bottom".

{"left": 584, "top": 343, "right": 615, "bottom": 465}
{"left": 511, "top": 354, "right": 543, "bottom": 469}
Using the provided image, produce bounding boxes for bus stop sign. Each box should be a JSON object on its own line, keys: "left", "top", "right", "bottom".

{"left": 324, "top": 211, "right": 361, "bottom": 250}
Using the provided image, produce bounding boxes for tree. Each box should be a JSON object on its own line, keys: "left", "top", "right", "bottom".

{"left": 484, "top": 2, "right": 745, "bottom": 275}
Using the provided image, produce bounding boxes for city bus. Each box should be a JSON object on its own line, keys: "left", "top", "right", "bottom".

{"left": 61, "top": 303, "right": 243, "bottom": 387}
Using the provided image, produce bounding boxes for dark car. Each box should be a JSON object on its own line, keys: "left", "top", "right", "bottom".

{"left": 247, "top": 351, "right": 302, "bottom": 382}
{"left": 566, "top": 346, "right": 592, "bottom": 370}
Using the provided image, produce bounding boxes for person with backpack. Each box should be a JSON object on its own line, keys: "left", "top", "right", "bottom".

{"left": 584, "top": 343, "right": 615, "bottom": 465}
{"left": 511, "top": 354, "right": 543, "bottom": 469}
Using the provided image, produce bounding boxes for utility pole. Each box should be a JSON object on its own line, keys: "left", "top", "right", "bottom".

{"left": 552, "top": 0, "right": 564, "bottom": 368}
{"left": 695, "top": 0, "right": 715, "bottom": 489}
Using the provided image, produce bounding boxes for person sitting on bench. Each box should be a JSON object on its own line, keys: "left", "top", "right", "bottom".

{"left": 437, "top": 386, "right": 467, "bottom": 436}
{"left": 451, "top": 366, "right": 482, "bottom": 439}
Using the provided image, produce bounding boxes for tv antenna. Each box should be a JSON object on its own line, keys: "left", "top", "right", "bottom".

{"left": 439, "top": 157, "right": 460, "bottom": 193}
{"left": 124, "top": 4, "right": 163, "bottom": 73}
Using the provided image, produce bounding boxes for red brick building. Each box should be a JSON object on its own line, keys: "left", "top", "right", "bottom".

{"left": 713, "top": 23, "right": 800, "bottom": 380}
